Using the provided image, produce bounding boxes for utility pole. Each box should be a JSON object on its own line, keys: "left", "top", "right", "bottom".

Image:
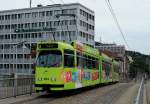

{"left": 30, "top": 0, "right": 32, "bottom": 8}
{"left": 149, "top": 57, "right": 150, "bottom": 78}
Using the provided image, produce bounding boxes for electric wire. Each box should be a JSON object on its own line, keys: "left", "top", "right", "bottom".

{"left": 59, "top": 0, "right": 65, "bottom": 4}
{"left": 49, "top": 0, "right": 78, "bottom": 42}
{"left": 105, "top": 0, "right": 130, "bottom": 49}
{"left": 48, "top": 0, "right": 64, "bottom": 41}
{"left": 48, "top": 0, "right": 55, "bottom": 4}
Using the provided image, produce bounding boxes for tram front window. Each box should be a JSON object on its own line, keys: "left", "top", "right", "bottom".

{"left": 36, "top": 50, "right": 62, "bottom": 67}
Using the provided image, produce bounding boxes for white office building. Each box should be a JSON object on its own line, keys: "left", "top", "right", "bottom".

{"left": 0, "top": 3, "right": 95, "bottom": 76}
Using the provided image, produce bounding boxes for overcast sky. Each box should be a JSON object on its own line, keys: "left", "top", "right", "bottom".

{"left": 0, "top": 0, "right": 150, "bottom": 54}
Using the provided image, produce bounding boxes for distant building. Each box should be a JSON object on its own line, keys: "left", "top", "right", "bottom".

{"left": 95, "top": 41, "right": 130, "bottom": 81}
{"left": 0, "top": 3, "right": 95, "bottom": 76}
{"left": 125, "top": 55, "right": 133, "bottom": 79}
{"left": 95, "top": 41, "right": 125, "bottom": 56}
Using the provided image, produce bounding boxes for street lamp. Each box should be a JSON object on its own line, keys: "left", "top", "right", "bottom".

{"left": 10, "top": 41, "right": 28, "bottom": 97}
{"left": 55, "top": 13, "right": 77, "bottom": 42}
{"left": 10, "top": 41, "right": 27, "bottom": 79}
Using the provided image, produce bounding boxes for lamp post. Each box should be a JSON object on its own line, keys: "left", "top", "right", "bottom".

{"left": 55, "top": 13, "right": 77, "bottom": 42}
{"left": 149, "top": 59, "right": 150, "bottom": 78}
{"left": 11, "top": 41, "right": 28, "bottom": 97}
{"left": 11, "top": 41, "right": 27, "bottom": 78}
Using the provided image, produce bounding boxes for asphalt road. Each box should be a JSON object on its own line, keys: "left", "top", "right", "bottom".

{"left": 9, "top": 82, "right": 134, "bottom": 104}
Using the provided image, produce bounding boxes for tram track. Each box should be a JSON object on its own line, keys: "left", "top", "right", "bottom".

{"left": 10, "top": 83, "right": 133, "bottom": 104}
{"left": 40, "top": 83, "right": 132, "bottom": 104}
{"left": 10, "top": 93, "right": 55, "bottom": 104}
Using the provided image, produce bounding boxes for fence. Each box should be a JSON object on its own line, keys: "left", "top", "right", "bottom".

{"left": 0, "top": 77, "right": 35, "bottom": 99}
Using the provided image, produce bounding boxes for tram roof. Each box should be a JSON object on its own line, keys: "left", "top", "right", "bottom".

{"left": 72, "top": 41, "right": 99, "bottom": 56}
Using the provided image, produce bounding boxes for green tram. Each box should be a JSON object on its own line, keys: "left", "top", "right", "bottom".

{"left": 35, "top": 41, "right": 119, "bottom": 92}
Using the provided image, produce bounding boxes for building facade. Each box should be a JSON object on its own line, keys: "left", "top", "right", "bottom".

{"left": 0, "top": 3, "right": 95, "bottom": 76}
{"left": 95, "top": 42, "right": 128, "bottom": 81}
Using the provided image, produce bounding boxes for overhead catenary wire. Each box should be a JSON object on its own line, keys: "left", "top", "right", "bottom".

{"left": 59, "top": 0, "right": 65, "bottom": 4}
{"left": 105, "top": 0, "right": 130, "bottom": 49}
{"left": 48, "top": 0, "right": 55, "bottom": 4}
{"left": 50, "top": 0, "right": 71, "bottom": 41}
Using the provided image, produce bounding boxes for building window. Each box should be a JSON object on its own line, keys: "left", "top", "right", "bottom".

{"left": 62, "top": 9, "right": 68, "bottom": 14}
{"left": 11, "top": 24, "right": 16, "bottom": 29}
{"left": 0, "top": 35, "right": 4, "bottom": 40}
{"left": 92, "top": 15, "right": 94, "bottom": 21}
{"left": 17, "top": 54, "right": 23, "bottom": 59}
{"left": 0, "top": 54, "right": 3, "bottom": 59}
{"left": 25, "top": 23, "right": 30, "bottom": 28}
{"left": 46, "top": 11, "right": 53, "bottom": 16}
{"left": 25, "top": 13, "right": 31, "bottom": 18}
{"left": 54, "top": 21, "right": 60, "bottom": 26}
{"left": 32, "top": 23, "right": 38, "bottom": 28}
{"left": 69, "top": 9, "right": 76, "bottom": 14}
{"left": 54, "top": 10, "right": 61, "bottom": 16}
{"left": 0, "top": 44, "right": 3, "bottom": 49}
{"left": 0, "top": 64, "right": 3, "bottom": 69}
{"left": 11, "top": 34, "right": 17, "bottom": 39}
{"left": 70, "top": 20, "right": 76, "bottom": 25}
{"left": 0, "top": 15, "right": 4, "bottom": 20}
{"left": 17, "top": 64, "right": 23, "bottom": 69}
{"left": 38, "top": 33, "right": 42, "bottom": 38}
{"left": 80, "top": 9, "right": 83, "bottom": 15}
{"left": 46, "top": 21, "right": 52, "bottom": 27}
{"left": 4, "top": 54, "right": 9, "bottom": 59}
{"left": 11, "top": 14, "right": 17, "bottom": 19}
{"left": 39, "top": 11, "right": 45, "bottom": 17}
{"left": 32, "top": 12, "right": 38, "bottom": 17}
{"left": 39, "top": 22, "right": 45, "bottom": 27}
{"left": 5, "top": 15, "right": 11, "bottom": 20}
{"left": 80, "top": 9, "right": 94, "bottom": 21}
{"left": 79, "top": 31, "right": 82, "bottom": 37}
{"left": 0, "top": 25, "right": 4, "bottom": 30}
{"left": 4, "top": 64, "right": 9, "bottom": 69}
{"left": 18, "top": 14, "right": 22, "bottom": 19}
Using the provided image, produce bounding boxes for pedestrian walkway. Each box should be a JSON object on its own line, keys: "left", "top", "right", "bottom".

{"left": 114, "top": 82, "right": 140, "bottom": 104}
{"left": 145, "top": 80, "right": 150, "bottom": 104}
{"left": 0, "top": 93, "right": 40, "bottom": 104}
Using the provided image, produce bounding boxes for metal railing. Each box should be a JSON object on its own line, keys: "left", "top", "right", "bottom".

{"left": 0, "top": 77, "right": 35, "bottom": 99}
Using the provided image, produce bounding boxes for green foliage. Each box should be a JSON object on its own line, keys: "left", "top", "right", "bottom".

{"left": 126, "top": 51, "right": 149, "bottom": 78}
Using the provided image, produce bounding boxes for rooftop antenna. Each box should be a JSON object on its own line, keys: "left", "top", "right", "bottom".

{"left": 99, "top": 36, "right": 102, "bottom": 43}
{"left": 30, "top": 0, "right": 32, "bottom": 8}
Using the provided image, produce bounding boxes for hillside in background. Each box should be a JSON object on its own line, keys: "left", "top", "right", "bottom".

{"left": 126, "top": 51, "right": 150, "bottom": 78}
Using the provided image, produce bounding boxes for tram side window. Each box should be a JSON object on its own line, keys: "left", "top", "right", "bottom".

{"left": 87, "top": 56, "right": 98, "bottom": 69}
{"left": 77, "top": 53, "right": 98, "bottom": 69}
{"left": 102, "top": 61, "right": 111, "bottom": 75}
{"left": 92, "top": 57, "right": 99, "bottom": 69}
{"left": 83, "top": 55, "right": 87, "bottom": 69}
{"left": 87, "top": 56, "right": 92, "bottom": 69}
{"left": 77, "top": 53, "right": 87, "bottom": 69}
{"left": 64, "top": 49, "right": 74, "bottom": 67}
{"left": 86, "top": 56, "right": 98, "bottom": 69}
{"left": 77, "top": 52, "right": 83, "bottom": 69}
